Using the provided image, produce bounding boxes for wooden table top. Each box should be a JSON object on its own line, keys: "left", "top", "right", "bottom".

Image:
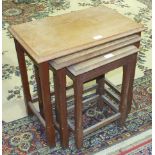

{"left": 9, "top": 6, "right": 144, "bottom": 63}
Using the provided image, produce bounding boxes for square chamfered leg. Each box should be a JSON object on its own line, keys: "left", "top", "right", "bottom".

{"left": 119, "top": 53, "right": 137, "bottom": 125}
{"left": 126, "top": 54, "right": 138, "bottom": 114}
{"left": 73, "top": 77, "right": 83, "bottom": 149}
{"left": 37, "top": 62, "right": 56, "bottom": 147}
{"left": 96, "top": 74, "right": 105, "bottom": 109}
{"left": 34, "top": 64, "right": 44, "bottom": 118}
{"left": 53, "top": 68, "right": 69, "bottom": 147}
{"left": 14, "top": 39, "right": 33, "bottom": 116}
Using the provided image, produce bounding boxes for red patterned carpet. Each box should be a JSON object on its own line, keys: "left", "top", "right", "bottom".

{"left": 116, "top": 138, "right": 152, "bottom": 155}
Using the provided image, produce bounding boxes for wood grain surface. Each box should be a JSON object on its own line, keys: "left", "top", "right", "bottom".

{"left": 50, "top": 35, "right": 140, "bottom": 69}
{"left": 67, "top": 45, "right": 139, "bottom": 75}
{"left": 9, "top": 6, "right": 143, "bottom": 63}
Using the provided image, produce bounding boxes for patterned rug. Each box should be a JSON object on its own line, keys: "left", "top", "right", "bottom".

{"left": 2, "top": 70, "right": 152, "bottom": 154}
{"left": 2, "top": 0, "right": 152, "bottom": 154}
{"left": 116, "top": 138, "right": 152, "bottom": 155}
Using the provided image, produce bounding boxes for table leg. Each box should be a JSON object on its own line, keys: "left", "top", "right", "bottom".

{"left": 38, "top": 62, "right": 55, "bottom": 147}
{"left": 74, "top": 77, "right": 83, "bottom": 149}
{"left": 53, "top": 73, "right": 59, "bottom": 124}
{"left": 119, "top": 63, "right": 132, "bottom": 125}
{"left": 127, "top": 54, "right": 137, "bottom": 114}
{"left": 14, "top": 39, "right": 33, "bottom": 115}
{"left": 53, "top": 68, "right": 69, "bottom": 147}
{"left": 34, "top": 64, "right": 44, "bottom": 118}
{"left": 96, "top": 74, "right": 105, "bottom": 109}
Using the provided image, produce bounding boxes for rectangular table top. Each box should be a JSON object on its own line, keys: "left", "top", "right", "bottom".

{"left": 9, "top": 6, "right": 144, "bottom": 63}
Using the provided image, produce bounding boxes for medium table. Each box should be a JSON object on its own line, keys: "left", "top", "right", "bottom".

{"left": 9, "top": 6, "right": 144, "bottom": 147}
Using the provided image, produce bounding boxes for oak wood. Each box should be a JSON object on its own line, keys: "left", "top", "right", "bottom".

{"left": 96, "top": 75, "right": 105, "bottom": 109}
{"left": 126, "top": 55, "right": 138, "bottom": 114}
{"left": 38, "top": 62, "right": 56, "bottom": 147}
{"left": 68, "top": 113, "right": 121, "bottom": 135}
{"left": 31, "top": 83, "right": 98, "bottom": 104}
{"left": 31, "top": 78, "right": 121, "bottom": 107}
{"left": 28, "top": 101, "right": 46, "bottom": 127}
{"left": 119, "top": 54, "right": 137, "bottom": 125}
{"left": 14, "top": 39, "right": 33, "bottom": 115}
{"left": 50, "top": 35, "right": 141, "bottom": 69}
{"left": 9, "top": 6, "right": 143, "bottom": 63}
{"left": 104, "top": 87, "right": 120, "bottom": 103}
{"left": 104, "top": 78, "right": 121, "bottom": 95}
{"left": 101, "top": 95, "right": 119, "bottom": 112}
{"left": 68, "top": 46, "right": 139, "bottom": 76}
{"left": 83, "top": 113, "right": 120, "bottom": 136}
{"left": 53, "top": 69, "right": 69, "bottom": 147}
{"left": 34, "top": 65, "right": 44, "bottom": 117}
{"left": 74, "top": 77, "right": 83, "bottom": 149}
{"left": 67, "top": 94, "right": 99, "bottom": 112}
{"left": 127, "top": 42, "right": 140, "bottom": 113}
{"left": 82, "top": 56, "right": 135, "bottom": 84}
{"left": 11, "top": 6, "right": 143, "bottom": 149}
{"left": 66, "top": 46, "right": 138, "bottom": 148}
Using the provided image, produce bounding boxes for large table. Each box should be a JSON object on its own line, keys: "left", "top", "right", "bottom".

{"left": 9, "top": 6, "right": 144, "bottom": 147}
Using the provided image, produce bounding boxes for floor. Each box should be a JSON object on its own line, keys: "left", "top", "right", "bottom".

{"left": 2, "top": 0, "right": 152, "bottom": 154}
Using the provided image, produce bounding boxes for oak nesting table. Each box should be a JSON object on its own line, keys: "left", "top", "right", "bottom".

{"left": 9, "top": 6, "right": 144, "bottom": 148}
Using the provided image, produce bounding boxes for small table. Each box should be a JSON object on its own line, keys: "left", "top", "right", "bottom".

{"left": 9, "top": 6, "right": 143, "bottom": 147}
